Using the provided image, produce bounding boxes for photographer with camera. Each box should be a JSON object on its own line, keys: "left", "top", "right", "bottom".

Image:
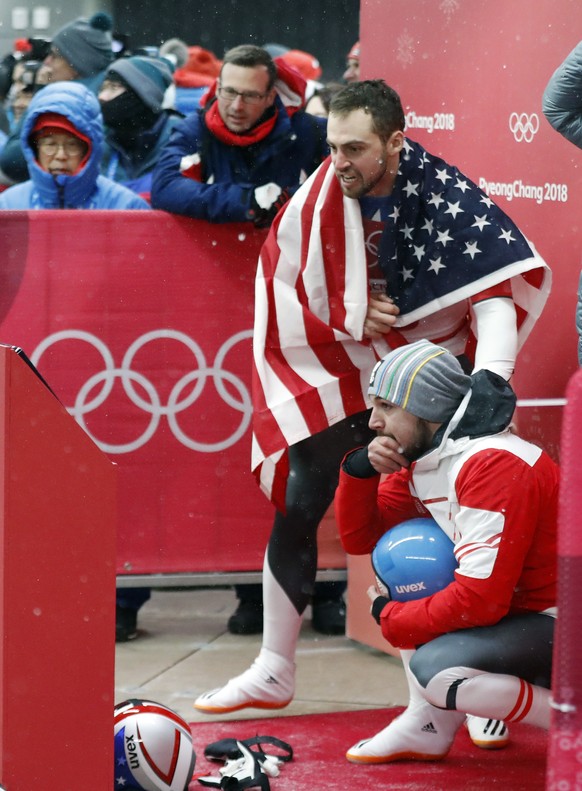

{"left": 7, "top": 61, "right": 50, "bottom": 125}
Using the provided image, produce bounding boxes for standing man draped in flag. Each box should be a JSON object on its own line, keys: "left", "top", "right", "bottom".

{"left": 194, "top": 81, "right": 551, "bottom": 744}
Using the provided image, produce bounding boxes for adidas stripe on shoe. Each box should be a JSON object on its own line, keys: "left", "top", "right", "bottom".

{"left": 465, "top": 715, "right": 509, "bottom": 749}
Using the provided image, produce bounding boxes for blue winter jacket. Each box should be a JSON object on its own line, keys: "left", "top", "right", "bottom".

{"left": 0, "top": 81, "right": 149, "bottom": 209}
{"left": 150, "top": 95, "right": 328, "bottom": 222}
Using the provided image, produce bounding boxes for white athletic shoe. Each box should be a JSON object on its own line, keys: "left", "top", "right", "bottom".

{"left": 194, "top": 648, "right": 295, "bottom": 714}
{"left": 465, "top": 715, "right": 509, "bottom": 749}
{"left": 346, "top": 702, "right": 465, "bottom": 764}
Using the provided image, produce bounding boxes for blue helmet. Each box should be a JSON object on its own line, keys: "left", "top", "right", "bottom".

{"left": 371, "top": 518, "right": 457, "bottom": 602}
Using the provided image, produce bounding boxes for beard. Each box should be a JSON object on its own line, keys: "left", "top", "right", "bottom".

{"left": 336, "top": 143, "right": 390, "bottom": 199}
{"left": 401, "top": 420, "right": 435, "bottom": 463}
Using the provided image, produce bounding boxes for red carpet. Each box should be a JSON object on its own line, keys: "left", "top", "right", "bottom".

{"left": 188, "top": 708, "right": 547, "bottom": 790}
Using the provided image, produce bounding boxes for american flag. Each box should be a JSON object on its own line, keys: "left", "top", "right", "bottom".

{"left": 252, "top": 139, "right": 550, "bottom": 510}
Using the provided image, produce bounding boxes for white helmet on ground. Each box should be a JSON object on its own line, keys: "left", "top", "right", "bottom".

{"left": 114, "top": 698, "right": 196, "bottom": 790}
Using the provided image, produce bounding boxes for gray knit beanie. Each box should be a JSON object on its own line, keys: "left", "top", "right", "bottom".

{"left": 52, "top": 12, "right": 113, "bottom": 77}
{"left": 107, "top": 56, "right": 173, "bottom": 113}
{"left": 368, "top": 340, "right": 471, "bottom": 423}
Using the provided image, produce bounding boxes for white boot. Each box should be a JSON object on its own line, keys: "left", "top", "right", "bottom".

{"left": 194, "top": 552, "right": 303, "bottom": 714}
{"left": 347, "top": 650, "right": 465, "bottom": 764}
{"left": 194, "top": 646, "right": 295, "bottom": 714}
{"left": 347, "top": 700, "right": 466, "bottom": 764}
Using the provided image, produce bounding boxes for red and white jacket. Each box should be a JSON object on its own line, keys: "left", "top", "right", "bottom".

{"left": 335, "top": 372, "right": 559, "bottom": 649}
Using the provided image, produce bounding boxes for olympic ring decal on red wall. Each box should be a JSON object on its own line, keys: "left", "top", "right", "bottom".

{"left": 31, "top": 329, "right": 253, "bottom": 454}
{"left": 508, "top": 112, "right": 540, "bottom": 143}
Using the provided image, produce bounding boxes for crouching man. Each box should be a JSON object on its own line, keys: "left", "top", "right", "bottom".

{"left": 334, "top": 339, "right": 558, "bottom": 763}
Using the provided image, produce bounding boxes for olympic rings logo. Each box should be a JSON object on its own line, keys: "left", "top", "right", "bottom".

{"left": 30, "top": 329, "right": 253, "bottom": 454}
{"left": 508, "top": 112, "right": 540, "bottom": 143}
{"left": 365, "top": 228, "right": 383, "bottom": 258}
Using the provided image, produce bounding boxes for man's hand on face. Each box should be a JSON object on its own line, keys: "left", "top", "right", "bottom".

{"left": 367, "top": 435, "right": 410, "bottom": 475}
{"left": 364, "top": 294, "right": 400, "bottom": 339}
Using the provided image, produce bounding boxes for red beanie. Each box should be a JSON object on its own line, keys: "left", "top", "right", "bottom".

{"left": 347, "top": 41, "right": 360, "bottom": 61}
{"left": 174, "top": 46, "right": 222, "bottom": 88}
{"left": 281, "top": 49, "right": 322, "bottom": 82}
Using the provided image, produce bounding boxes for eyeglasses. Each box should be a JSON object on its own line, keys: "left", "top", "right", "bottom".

{"left": 217, "top": 85, "right": 270, "bottom": 105}
{"left": 37, "top": 138, "right": 86, "bottom": 156}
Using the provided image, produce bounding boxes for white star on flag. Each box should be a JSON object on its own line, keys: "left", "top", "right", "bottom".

{"left": 454, "top": 178, "right": 470, "bottom": 193}
{"left": 480, "top": 194, "right": 494, "bottom": 208}
{"left": 436, "top": 228, "right": 454, "bottom": 246}
{"left": 428, "top": 192, "right": 445, "bottom": 208}
{"left": 412, "top": 244, "right": 425, "bottom": 261}
{"left": 445, "top": 200, "right": 464, "bottom": 218}
{"left": 399, "top": 224, "right": 414, "bottom": 239}
{"left": 472, "top": 214, "right": 491, "bottom": 231}
{"left": 435, "top": 167, "right": 452, "bottom": 184}
{"left": 389, "top": 206, "right": 400, "bottom": 222}
{"left": 400, "top": 266, "right": 414, "bottom": 281}
{"left": 428, "top": 256, "right": 446, "bottom": 274}
{"left": 404, "top": 180, "right": 420, "bottom": 196}
{"left": 499, "top": 228, "right": 516, "bottom": 244}
{"left": 421, "top": 218, "right": 434, "bottom": 234}
{"left": 463, "top": 241, "right": 481, "bottom": 259}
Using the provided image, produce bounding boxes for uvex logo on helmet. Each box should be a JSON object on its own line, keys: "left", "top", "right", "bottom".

{"left": 394, "top": 580, "right": 427, "bottom": 594}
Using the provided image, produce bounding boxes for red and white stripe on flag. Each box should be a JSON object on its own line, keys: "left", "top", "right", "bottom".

{"left": 252, "top": 160, "right": 390, "bottom": 509}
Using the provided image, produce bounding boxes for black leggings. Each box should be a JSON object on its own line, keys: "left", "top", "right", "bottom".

{"left": 410, "top": 613, "right": 555, "bottom": 690}
{"left": 266, "top": 410, "right": 374, "bottom": 614}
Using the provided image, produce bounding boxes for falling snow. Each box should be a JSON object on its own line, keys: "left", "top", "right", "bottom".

{"left": 440, "top": 0, "right": 461, "bottom": 18}
{"left": 396, "top": 30, "right": 415, "bottom": 68}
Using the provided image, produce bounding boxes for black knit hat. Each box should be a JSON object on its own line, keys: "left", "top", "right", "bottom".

{"left": 52, "top": 12, "right": 113, "bottom": 77}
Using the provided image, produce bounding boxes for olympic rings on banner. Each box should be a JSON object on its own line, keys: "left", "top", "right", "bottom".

{"left": 31, "top": 329, "right": 253, "bottom": 454}
{"left": 508, "top": 112, "right": 540, "bottom": 143}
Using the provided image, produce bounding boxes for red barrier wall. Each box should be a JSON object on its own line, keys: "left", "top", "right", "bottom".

{"left": 0, "top": 211, "right": 342, "bottom": 577}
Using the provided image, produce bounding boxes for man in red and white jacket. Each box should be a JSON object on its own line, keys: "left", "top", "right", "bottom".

{"left": 335, "top": 339, "right": 558, "bottom": 764}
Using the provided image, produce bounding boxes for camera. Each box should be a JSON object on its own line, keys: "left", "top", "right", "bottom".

{"left": 20, "top": 61, "right": 45, "bottom": 94}
{"left": 27, "top": 38, "right": 51, "bottom": 61}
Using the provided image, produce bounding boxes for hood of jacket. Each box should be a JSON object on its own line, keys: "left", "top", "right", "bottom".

{"left": 448, "top": 369, "right": 517, "bottom": 441}
{"left": 20, "top": 81, "right": 103, "bottom": 207}
{"left": 418, "top": 369, "right": 517, "bottom": 469}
